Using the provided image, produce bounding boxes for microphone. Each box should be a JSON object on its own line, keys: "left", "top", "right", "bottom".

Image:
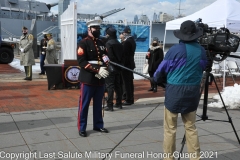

{"left": 102, "top": 54, "right": 110, "bottom": 63}
{"left": 102, "top": 54, "right": 114, "bottom": 72}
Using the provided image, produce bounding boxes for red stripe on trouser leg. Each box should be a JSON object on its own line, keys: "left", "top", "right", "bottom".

{"left": 77, "top": 83, "right": 84, "bottom": 131}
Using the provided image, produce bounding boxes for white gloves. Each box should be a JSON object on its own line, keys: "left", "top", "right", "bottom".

{"left": 95, "top": 74, "right": 102, "bottom": 79}
{"left": 98, "top": 67, "right": 109, "bottom": 78}
{"left": 19, "top": 48, "right": 24, "bottom": 53}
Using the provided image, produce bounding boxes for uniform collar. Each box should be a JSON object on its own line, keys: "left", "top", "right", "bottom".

{"left": 88, "top": 35, "right": 98, "bottom": 41}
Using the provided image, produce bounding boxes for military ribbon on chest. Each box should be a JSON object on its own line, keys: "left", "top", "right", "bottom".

{"left": 99, "top": 46, "right": 105, "bottom": 51}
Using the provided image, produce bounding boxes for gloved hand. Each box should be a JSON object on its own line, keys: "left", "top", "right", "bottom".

{"left": 107, "top": 64, "right": 115, "bottom": 73}
{"left": 146, "top": 52, "right": 150, "bottom": 58}
{"left": 98, "top": 67, "right": 109, "bottom": 78}
{"left": 95, "top": 74, "right": 102, "bottom": 79}
{"left": 150, "top": 77, "right": 166, "bottom": 88}
{"left": 158, "top": 82, "right": 166, "bottom": 88}
{"left": 20, "top": 48, "right": 24, "bottom": 53}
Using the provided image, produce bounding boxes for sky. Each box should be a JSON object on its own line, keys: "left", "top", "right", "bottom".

{"left": 36, "top": 0, "right": 240, "bottom": 22}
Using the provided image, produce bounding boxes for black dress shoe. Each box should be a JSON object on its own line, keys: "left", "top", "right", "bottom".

{"left": 114, "top": 104, "right": 122, "bottom": 109}
{"left": 122, "top": 101, "right": 133, "bottom": 105}
{"left": 93, "top": 128, "right": 108, "bottom": 133}
{"left": 104, "top": 106, "right": 113, "bottom": 111}
{"left": 79, "top": 131, "right": 87, "bottom": 137}
{"left": 148, "top": 88, "right": 154, "bottom": 91}
{"left": 153, "top": 88, "right": 157, "bottom": 93}
{"left": 39, "top": 73, "right": 45, "bottom": 75}
{"left": 24, "top": 77, "right": 32, "bottom": 81}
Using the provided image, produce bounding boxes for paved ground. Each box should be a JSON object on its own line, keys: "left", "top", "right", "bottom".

{"left": 0, "top": 64, "right": 240, "bottom": 160}
{"left": 1, "top": 64, "right": 238, "bottom": 113}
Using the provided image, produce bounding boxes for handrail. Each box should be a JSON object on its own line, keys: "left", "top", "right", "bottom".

{"left": 1, "top": 27, "right": 18, "bottom": 37}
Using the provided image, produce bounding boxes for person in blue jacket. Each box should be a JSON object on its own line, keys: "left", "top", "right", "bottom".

{"left": 153, "top": 20, "right": 208, "bottom": 160}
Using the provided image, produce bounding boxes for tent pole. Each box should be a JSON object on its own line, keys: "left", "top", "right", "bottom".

{"left": 163, "top": 26, "right": 167, "bottom": 54}
{"left": 149, "top": 21, "right": 152, "bottom": 46}
{"left": 223, "top": 60, "right": 226, "bottom": 89}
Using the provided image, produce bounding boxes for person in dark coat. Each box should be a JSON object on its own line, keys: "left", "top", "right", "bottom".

{"left": 77, "top": 17, "right": 109, "bottom": 137}
{"left": 104, "top": 27, "right": 124, "bottom": 111}
{"left": 146, "top": 37, "right": 164, "bottom": 92}
{"left": 39, "top": 32, "right": 48, "bottom": 75}
{"left": 118, "top": 32, "right": 126, "bottom": 104}
{"left": 121, "top": 26, "right": 136, "bottom": 105}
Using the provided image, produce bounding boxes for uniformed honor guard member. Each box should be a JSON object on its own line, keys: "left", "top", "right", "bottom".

{"left": 39, "top": 32, "right": 48, "bottom": 75}
{"left": 19, "top": 26, "right": 35, "bottom": 80}
{"left": 46, "top": 33, "right": 58, "bottom": 64}
{"left": 77, "top": 17, "right": 110, "bottom": 137}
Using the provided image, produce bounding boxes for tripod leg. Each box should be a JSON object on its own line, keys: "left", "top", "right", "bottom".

{"left": 201, "top": 72, "right": 211, "bottom": 121}
{"left": 212, "top": 74, "right": 240, "bottom": 144}
{"left": 178, "top": 134, "right": 186, "bottom": 160}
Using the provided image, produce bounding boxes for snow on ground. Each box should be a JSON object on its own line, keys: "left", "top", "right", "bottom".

{"left": 9, "top": 58, "right": 41, "bottom": 73}
{"left": 9, "top": 59, "right": 240, "bottom": 109}
{"left": 208, "top": 83, "right": 240, "bottom": 109}
{"left": 10, "top": 58, "right": 145, "bottom": 80}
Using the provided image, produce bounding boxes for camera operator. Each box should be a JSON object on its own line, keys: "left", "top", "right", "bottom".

{"left": 153, "top": 20, "right": 208, "bottom": 160}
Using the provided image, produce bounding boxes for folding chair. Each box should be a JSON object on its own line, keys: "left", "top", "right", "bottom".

{"left": 235, "top": 60, "right": 240, "bottom": 70}
{"left": 227, "top": 60, "right": 240, "bottom": 83}
{"left": 219, "top": 60, "right": 229, "bottom": 74}
{"left": 211, "top": 63, "right": 222, "bottom": 85}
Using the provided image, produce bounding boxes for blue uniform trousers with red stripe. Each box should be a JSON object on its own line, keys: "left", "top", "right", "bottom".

{"left": 78, "top": 83, "right": 105, "bottom": 131}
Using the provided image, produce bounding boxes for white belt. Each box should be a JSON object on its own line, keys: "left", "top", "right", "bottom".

{"left": 88, "top": 61, "right": 103, "bottom": 65}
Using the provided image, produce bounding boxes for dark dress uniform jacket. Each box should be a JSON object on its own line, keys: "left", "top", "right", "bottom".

{"left": 122, "top": 37, "right": 136, "bottom": 69}
{"left": 77, "top": 36, "right": 107, "bottom": 86}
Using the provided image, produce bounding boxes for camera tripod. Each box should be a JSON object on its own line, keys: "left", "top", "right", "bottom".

{"left": 178, "top": 70, "right": 240, "bottom": 160}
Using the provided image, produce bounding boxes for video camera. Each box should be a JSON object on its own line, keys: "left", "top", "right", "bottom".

{"left": 195, "top": 18, "right": 240, "bottom": 61}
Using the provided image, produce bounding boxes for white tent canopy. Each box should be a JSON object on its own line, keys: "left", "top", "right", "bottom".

{"left": 166, "top": 0, "right": 240, "bottom": 32}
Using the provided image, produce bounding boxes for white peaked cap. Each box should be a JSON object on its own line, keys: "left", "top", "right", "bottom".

{"left": 86, "top": 16, "right": 102, "bottom": 27}
{"left": 42, "top": 32, "right": 48, "bottom": 35}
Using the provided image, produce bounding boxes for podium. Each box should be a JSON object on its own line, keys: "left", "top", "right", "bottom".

{"left": 44, "top": 60, "right": 80, "bottom": 90}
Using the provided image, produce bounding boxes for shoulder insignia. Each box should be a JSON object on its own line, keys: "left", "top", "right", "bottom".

{"left": 77, "top": 47, "right": 84, "bottom": 56}
{"left": 48, "top": 39, "right": 55, "bottom": 45}
{"left": 28, "top": 34, "right": 34, "bottom": 40}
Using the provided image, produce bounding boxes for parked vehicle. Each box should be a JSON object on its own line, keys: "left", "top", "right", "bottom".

{"left": 0, "top": 40, "right": 15, "bottom": 64}
{"left": 0, "top": 21, "right": 15, "bottom": 64}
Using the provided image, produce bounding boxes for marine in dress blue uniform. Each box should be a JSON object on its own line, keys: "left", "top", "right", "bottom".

{"left": 77, "top": 17, "right": 109, "bottom": 137}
